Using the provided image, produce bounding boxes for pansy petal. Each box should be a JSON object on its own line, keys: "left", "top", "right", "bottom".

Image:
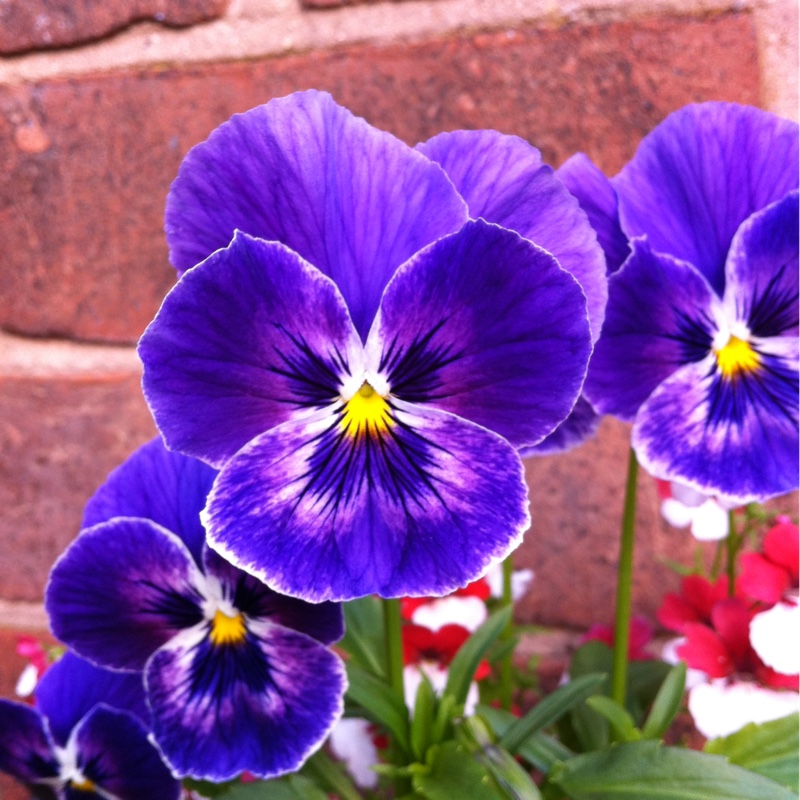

{"left": 519, "top": 395, "right": 600, "bottom": 457}
{"left": 584, "top": 239, "right": 719, "bottom": 421}
{"left": 46, "top": 520, "right": 205, "bottom": 671}
{"left": 34, "top": 653, "right": 150, "bottom": 747}
{"left": 418, "top": 131, "right": 607, "bottom": 340}
{"left": 723, "top": 191, "right": 799, "bottom": 337}
{"left": 145, "top": 620, "right": 346, "bottom": 781}
{"left": 73, "top": 705, "right": 180, "bottom": 800}
{"left": 0, "top": 701, "right": 58, "bottom": 784}
{"left": 205, "top": 402, "right": 530, "bottom": 602}
{"left": 632, "top": 350, "right": 799, "bottom": 503}
{"left": 140, "top": 232, "right": 363, "bottom": 468}
{"left": 556, "top": 152, "right": 630, "bottom": 275}
{"left": 202, "top": 546, "right": 344, "bottom": 646}
{"left": 367, "top": 219, "right": 592, "bottom": 448}
{"left": 614, "top": 102, "right": 799, "bottom": 293}
{"left": 166, "top": 90, "right": 467, "bottom": 338}
{"left": 82, "top": 438, "right": 216, "bottom": 565}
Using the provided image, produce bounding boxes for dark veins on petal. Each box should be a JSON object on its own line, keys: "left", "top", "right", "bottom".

{"left": 668, "top": 305, "right": 715, "bottom": 364}
{"left": 299, "top": 405, "right": 448, "bottom": 519}
{"left": 741, "top": 261, "right": 799, "bottom": 337}
{"left": 140, "top": 580, "right": 205, "bottom": 630}
{"left": 706, "top": 354, "right": 797, "bottom": 430}
{"left": 270, "top": 326, "right": 352, "bottom": 409}
{"left": 189, "top": 633, "right": 277, "bottom": 706}
{"left": 379, "top": 320, "right": 465, "bottom": 404}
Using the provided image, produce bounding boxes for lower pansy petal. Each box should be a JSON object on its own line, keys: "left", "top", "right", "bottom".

{"left": 0, "top": 701, "right": 58, "bottom": 785}
{"left": 519, "top": 396, "right": 600, "bottom": 457}
{"left": 366, "top": 219, "right": 592, "bottom": 449}
{"left": 205, "top": 402, "right": 530, "bottom": 602}
{"left": 34, "top": 653, "right": 150, "bottom": 747}
{"left": 145, "top": 621, "right": 346, "bottom": 781}
{"left": 633, "top": 353, "right": 799, "bottom": 503}
{"left": 584, "top": 239, "right": 720, "bottom": 421}
{"left": 202, "top": 546, "right": 344, "bottom": 646}
{"left": 723, "top": 191, "right": 799, "bottom": 338}
{"left": 47, "top": 520, "right": 205, "bottom": 671}
{"left": 71, "top": 706, "right": 180, "bottom": 800}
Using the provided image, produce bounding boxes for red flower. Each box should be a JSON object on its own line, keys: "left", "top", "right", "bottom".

{"left": 657, "top": 574, "right": 730, "bottom": 634}
{"left": 738, "top": 519, "right": 799, "bottom": 605}
{"left": 402, "top": 623, "right": 490, "bottom": 680}
{"left": 400, "top": 578, "right": 491, "bottom": 620}
{"left": 581, "top": 615, "right": 653, "bottom": 660}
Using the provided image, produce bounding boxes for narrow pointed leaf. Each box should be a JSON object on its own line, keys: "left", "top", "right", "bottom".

{"left": 550, "top": 740, "right": 796, "bottom": 800}
{"left": 641, "top": 662, "right": 687, "bottom": 740}
{"left": 500, "top": 673, "right": 606, "bottom": 753}
{"left": 413, "top": 742, "right": 504, "bottom": 800}
{"left": 445, "top": 608, "right": 512, "bottom": 705}
{"left": 345, "top": 662, "right": 410, "bottom": 754}
{"left": 411, "top": 672, "right": 437, "bottom": 760}
{"left": 340, "top": 595, "right": 386, "bottom": 677}
{"left": 300, "top": 749, "right": 363, "bottom": 800}
{"left": 704, "top": 713, "right": 799, "bottom": 791}
{"left": 224, "top": 775, "right": 328, "bottom": 799}
{"left": 585, "top": 697, "right": 641, "bottom": 742}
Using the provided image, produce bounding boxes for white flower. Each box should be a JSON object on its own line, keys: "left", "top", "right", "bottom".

{"left": 411, "top": 595, "right": 487, "bottom": 633}
{"left": 15, "top": 663, "right": 39, "bottom": 697}
{"left": 749, "top": 600, "right": 800, "bottom": 676}
{"left": 329, "top": 718, "right": 380, "bottom": 789}
{"left": 688, "top": 679, "right": 799, "bottom": 739}
{"left": 485, "top": 563, "right": 534, "bottom": 601}
{"left": 660, "top": 482, "right": 735, "bottom": 542}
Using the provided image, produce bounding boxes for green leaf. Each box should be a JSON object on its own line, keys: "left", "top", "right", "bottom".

{"left": 413, "top": 741, "right": 504, "bottom": 800}
{"left": 459, "top": 716, "right": 543, "bottom": 800}
{"left": 300, "top": 749, "right": 362, "bottom": 800}
{"left": 340, "top": 595, "right": 386, "bottom": 677}
{"left": 445, "top": 608, "right": 512, "bottom": 705}
{"left": 183, "top": 778, "right": 239, "bottom": 798}
{"left": 477, "top": 705, "right": 573, "bottom": 774}
{"left": 704, "top": 713, "right": 799, "bottom": 791}
{"left": 585, "top": 696, "right": 641, "bottom": 742}
{"left": 500, "top": 674, "right": 607, "bottom": 753}
{"left": 222, "top": 775, "right": 328, "bottom": 800}
{"left": 641, "top": 662, "right": 686, "bottom": 740}
{"left": 345, "top": 661, "right": 410, "bottom": 754}
{"left": 550, "top": 740, "right": 797, "bottom": 799}
{"left": 411, "top": 671, "right": 437, "bottom": 760}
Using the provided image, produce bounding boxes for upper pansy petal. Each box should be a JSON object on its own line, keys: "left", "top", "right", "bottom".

{"left": 144, "top": 620, "right": 346, "bottom": 781}
{"left": 72, "top": 706, "right": 180, "bottom": 800}
{"left": 166, "top": 90, "right": 468, "bottom": 338}
{"left": 632, "top": 353, "right": 799, "bottom": 503}
{"left": 519, "top": 395, "right": 600, "bottom": 457}
{"left": 205, "top": 402, "right": 530, "bottom": 602}
{"left": 82, "top": 437, "right": 216, "bottom": 565}
{"left": 0, "top": 701, "right": 58, "bottom": 785}
{"left": 614, "top": 102, "right": 799, "bottom": 294}
{"left": 556, "top": 152, "right": 630, "bottom": 275}
{"left": 139, "top": 232, "right": 363, "bottom": 468}
{"left": 723, "top": 191, "right": 799, "bottom": 337}
{"left": 366, "top": 219, "right": 592, "bottom": 449}
{"left": 202, "top": 546, "right": 344, "bottom": 646}
{"left": 419, "top": 131, "right": 607, "bottom": 340}
{"left": 34, "top": 653, "right": 150, "bottom": 748}
{"left": 584, "top": 239, "right": 719, "bottom": 422}
{"left": 46, "top": 519, "right": 205, "bottom": 671}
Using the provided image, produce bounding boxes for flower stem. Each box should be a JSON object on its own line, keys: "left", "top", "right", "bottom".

{"left": 611, "top": 448, "right": 639, "bottom": 707}
{"left": 726, "top": 509, "right": 738, "bottom": 596}
{"left": 500, "top": 553, "right": 515, "bottom": 710}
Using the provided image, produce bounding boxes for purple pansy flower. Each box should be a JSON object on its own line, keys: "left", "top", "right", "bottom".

{"left": 139, "top": 91, "right": 595, "bottom": 602}
{"left": 46, "top": 438, "right": 347, "bottom": 782}
{"left": 576, "top": 103, "right": 799, "bottom": 502}
{"left": 0, "top": 652, "right": 179, "bottom": 800}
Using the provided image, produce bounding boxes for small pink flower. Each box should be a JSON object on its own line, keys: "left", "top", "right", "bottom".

{"left": 738, "top": 519, "right": 799, "bottom": 605}
{"left": 581, "top": 616, "right": 654, "bottom": 660}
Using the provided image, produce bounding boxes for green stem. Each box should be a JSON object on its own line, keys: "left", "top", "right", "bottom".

{"left": 726, "top": 510, "right": 738, "bottom": 596}
{"left": 611, "top": 449, "right": 639, "bottom": 707}
{"left": 500, "top": 554, "right": 515, "bottom": 710}
{"left": 382, "top": 598, "right": 411, "bottom": 794}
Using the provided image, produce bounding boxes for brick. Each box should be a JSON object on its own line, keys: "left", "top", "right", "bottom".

{"left": 0, "top": 332, "right": 157, "bottom": 602}
{"left": 0, "top": 0, "right": 231, "bottom": 55}
{"left": 0, "top": 13, "right": 760, "bottom": 343}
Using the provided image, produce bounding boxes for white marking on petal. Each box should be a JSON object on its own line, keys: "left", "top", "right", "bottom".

{"left": 750, "top": 601, "right": 800, "bottom": 675}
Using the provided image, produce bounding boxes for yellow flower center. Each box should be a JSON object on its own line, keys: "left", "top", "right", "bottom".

{"left": 341, "top": 382, "right": 391, "bottom": 438}
{"left": 715, "top": 335, "right": 760, "bottom": 379}
{"left": 209, "top": 609, "right": 247, "bottom": 647}
{"left": 70, "top": 778, "right": 96, "bottom": 793}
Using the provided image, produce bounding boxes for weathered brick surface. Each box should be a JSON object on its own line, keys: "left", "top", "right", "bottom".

{"left": 0, "top": 0, "right": 231, "bottom": 55}
{"left": 0, "top": 13, "right": 760, "bottom": 343}
{"left": 0, "top": 334, "right": 157, "bottom": 602}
